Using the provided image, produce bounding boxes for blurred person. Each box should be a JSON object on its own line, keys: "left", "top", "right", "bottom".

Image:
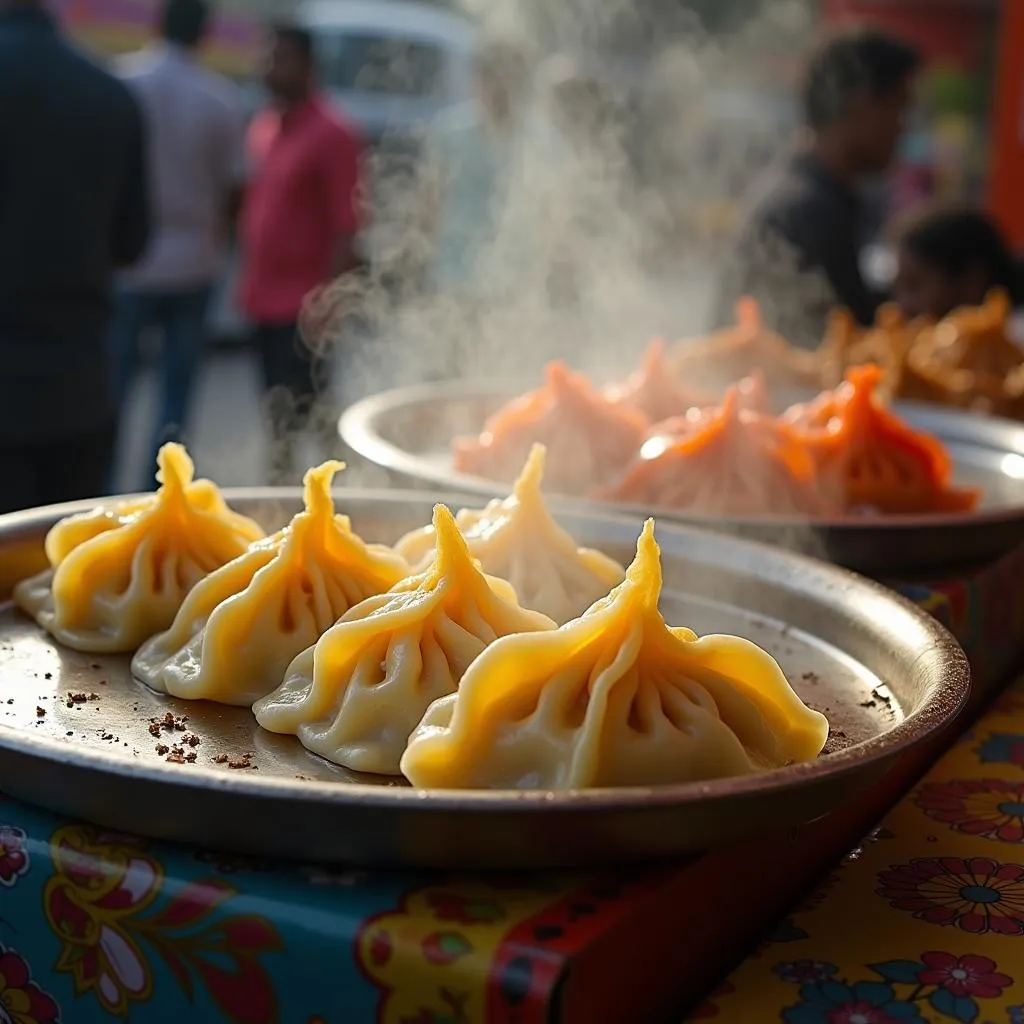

{"left": 715, "top": 29, "right": 921, "bottom": 348}
{"left": 112, "top": 0, "right": 247, "bottom": 490}
{"left": 239, "top": 23, "right": 364, "bottom": 484}
{"left": 892, "top": 203, "right": 1022, "bottom": 321}
{"left": 0, "top": 0, "right": 149, "bottom": 514}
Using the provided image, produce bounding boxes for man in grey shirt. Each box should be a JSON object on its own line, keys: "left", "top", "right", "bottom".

{"left": 714, "top": 29, "right": 921, "bottom": 349}
{"left": 113, "top": 0, "right": 247, "bottom": 485}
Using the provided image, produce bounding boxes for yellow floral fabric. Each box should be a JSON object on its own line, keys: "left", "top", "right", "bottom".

{"left": 697, "top": 678, "right": 1024, "bottom": 1024}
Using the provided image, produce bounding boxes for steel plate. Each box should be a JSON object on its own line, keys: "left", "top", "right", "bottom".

{"left": 339, "top": 381, "right": 1024, "bottom": 576}
{"left": 0, "top": 490, "right": 967, "bottom": 869}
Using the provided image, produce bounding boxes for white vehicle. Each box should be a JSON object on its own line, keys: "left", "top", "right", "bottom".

{"left": 297, "top": 0, "right": 478, "bottom": 146}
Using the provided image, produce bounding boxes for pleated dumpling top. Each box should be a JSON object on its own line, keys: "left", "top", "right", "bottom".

{"left": 132, "top": 460, "right": 412, "bottom": 706}
{"left": 394, "top": 444, "right": 624, "bottom": 623}
{"left": 254, "top": 504, "right": 556, "bottom": 775}
{"left": 401, "top": 519, "right": 829, "bottom": 790}
{"left": 13, "top": 443, "right": 263, "bottom": 652}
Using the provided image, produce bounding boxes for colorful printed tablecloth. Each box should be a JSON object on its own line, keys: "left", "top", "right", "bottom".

{"left": 699, "top": 675, "right": 1024, "bottom": 1024}
{"left": 2, "top": 548, "right": 1024, "bottom": 1024}
{"left": 0, "top": 803, "right": 692, "bottom": 1024}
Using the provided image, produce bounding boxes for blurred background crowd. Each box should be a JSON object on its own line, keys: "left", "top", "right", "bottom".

{"left": 2, "top": 0, "right": 1023, "bottom": 510}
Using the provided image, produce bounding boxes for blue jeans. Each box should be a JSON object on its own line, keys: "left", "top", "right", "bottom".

{"left": 109, "top": 285, "right": 212, "bottom": 488}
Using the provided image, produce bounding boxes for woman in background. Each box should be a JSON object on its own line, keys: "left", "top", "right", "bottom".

{"left": 893, "top": 203, "right": 1022, "bottom": 321}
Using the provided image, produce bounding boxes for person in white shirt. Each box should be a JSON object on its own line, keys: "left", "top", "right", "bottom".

{"left": 112, "top": 0, "right": 246, "bottom": 486}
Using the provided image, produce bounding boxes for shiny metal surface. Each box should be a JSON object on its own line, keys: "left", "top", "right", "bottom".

{"left": 339, "top": 381, "right": 1024, "bottom": 575}
{"left": 0, "top": 490, "right": 968, "bottom": 869}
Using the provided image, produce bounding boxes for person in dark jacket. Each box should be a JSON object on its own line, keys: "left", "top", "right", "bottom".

{"left": 714, "top": 28, "right": 921, "bottom": 349}
{"left": 0, "top": 0, "right": 150, "bottom": 513}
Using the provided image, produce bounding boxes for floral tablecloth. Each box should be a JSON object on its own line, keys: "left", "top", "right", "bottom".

{"left": 697, "top": 676, "right": 1024, "bottom": 1024}
{"left": 0, "top": 804, "right": 697, "bottom": 1024}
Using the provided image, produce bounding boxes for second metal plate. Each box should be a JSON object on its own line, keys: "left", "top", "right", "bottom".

{"left": 338, "top": 381, "right": 1024, "bottom": 576}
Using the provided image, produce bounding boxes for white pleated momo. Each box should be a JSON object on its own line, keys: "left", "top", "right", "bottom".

{"left": 13, "top": 443, "right": 264, "bottom": 652}
{"left": 393, "top": 444, "right": 624, "bottom": 623}
{"left": 132, "top": 461, "right": 412, "bottom": 706}
{"left": 254, "top": 503, "right": 556, "bottom": 775}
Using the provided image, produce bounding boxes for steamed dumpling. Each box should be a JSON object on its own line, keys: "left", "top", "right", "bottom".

{"left": 452, "top": 360, "right": 648, "bottom": 495}
{"left": 133, "top": 461, "right": 411, "bottom": 706}
{"left": 603, "top": 338, "right": 713, "bottom": 422}
{"left": 132, "top": 535, "right": 284, "bottom": 691}
{"left": 783, "top": 365, "right": 980, "bottom": 514}
{"left": 597, "top": 384, "right": 832, "bottom": 516}
{"left": 670, "top": 297, "right": 821, "bottom": 394}
{"left": 13, "top": 444, "right": 264, "bottom": 652}
{"left": 401, "top": 519, "right": 828, "bottom": 790}
{"left": 394, "top": 445, "right": 624, "bottom": 623}
{"left": 254, "top": 504, "right": 556, "bottom": 775}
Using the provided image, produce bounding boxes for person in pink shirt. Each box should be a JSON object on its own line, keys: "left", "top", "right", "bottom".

{"left": 239, "top": 23, "right": 363, "bottom": 482}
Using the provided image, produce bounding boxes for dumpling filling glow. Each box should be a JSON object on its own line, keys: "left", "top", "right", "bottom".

{"left": 13, "top": 444, "right": 264, "bottom": 652}
{"left": 254, "top": 504, "right": 556, "bottom": 776}
{"left": 395, "top": 444, "right": 624, "bottom": 623}
{"left": 132, "top": 461, "right": 411, "bottom": 706}
{"left": 401, "top": 519, "right": 829, "bottom": 790}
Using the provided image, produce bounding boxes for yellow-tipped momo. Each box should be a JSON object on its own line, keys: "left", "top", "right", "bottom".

{"left": 401, "top": 519, "right": 829, "bottom": 790}
{"left": 132, "top": 460, "right": 412, "bottom": 706}
{"left": 394, "top": 444, "right": 624, "bottom": 623}
{"left": 254, "top": 503, "right": 556, "bottom": 775}
{"left": 13, "top": 443, "right": 264, "bottom": 652}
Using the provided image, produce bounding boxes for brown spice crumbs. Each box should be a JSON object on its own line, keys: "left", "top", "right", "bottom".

{"left": 155, "top": 743, "right": 169, "bottom": 755}
{"left": 66, "top": 692, "right": 88, "bottom": 707}
{"left": 65, "top": 730, "right": 73, "bottom": 736}
{"left": 185, "top": 752, "right": 198, "bottom": 763}
{"left": 148, "top": 712, "right": 188, "bottom": 738}
{"left": 183, "top": 733, "right": 200, "bottom": 747}
{"left": 166, "top": 752, "right": 185, "bottom": 764}
{"left": 35, "top": 706, "right": 45, "bottom": 717}
{"left": 228, "top": 752, "right": 256, "bottom": 770}
{"left": 44, "top": 671, "right": 52, "bottom": 680}
{"left": 213, "top": 754, "right": 229, "bottom": 764}
{"left": 5, "top": 699, "right": 12, "bottom": 705}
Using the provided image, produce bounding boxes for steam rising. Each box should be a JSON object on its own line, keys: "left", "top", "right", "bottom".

{"left": 280, "top": 0, "right": 822, "bottom": 489}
